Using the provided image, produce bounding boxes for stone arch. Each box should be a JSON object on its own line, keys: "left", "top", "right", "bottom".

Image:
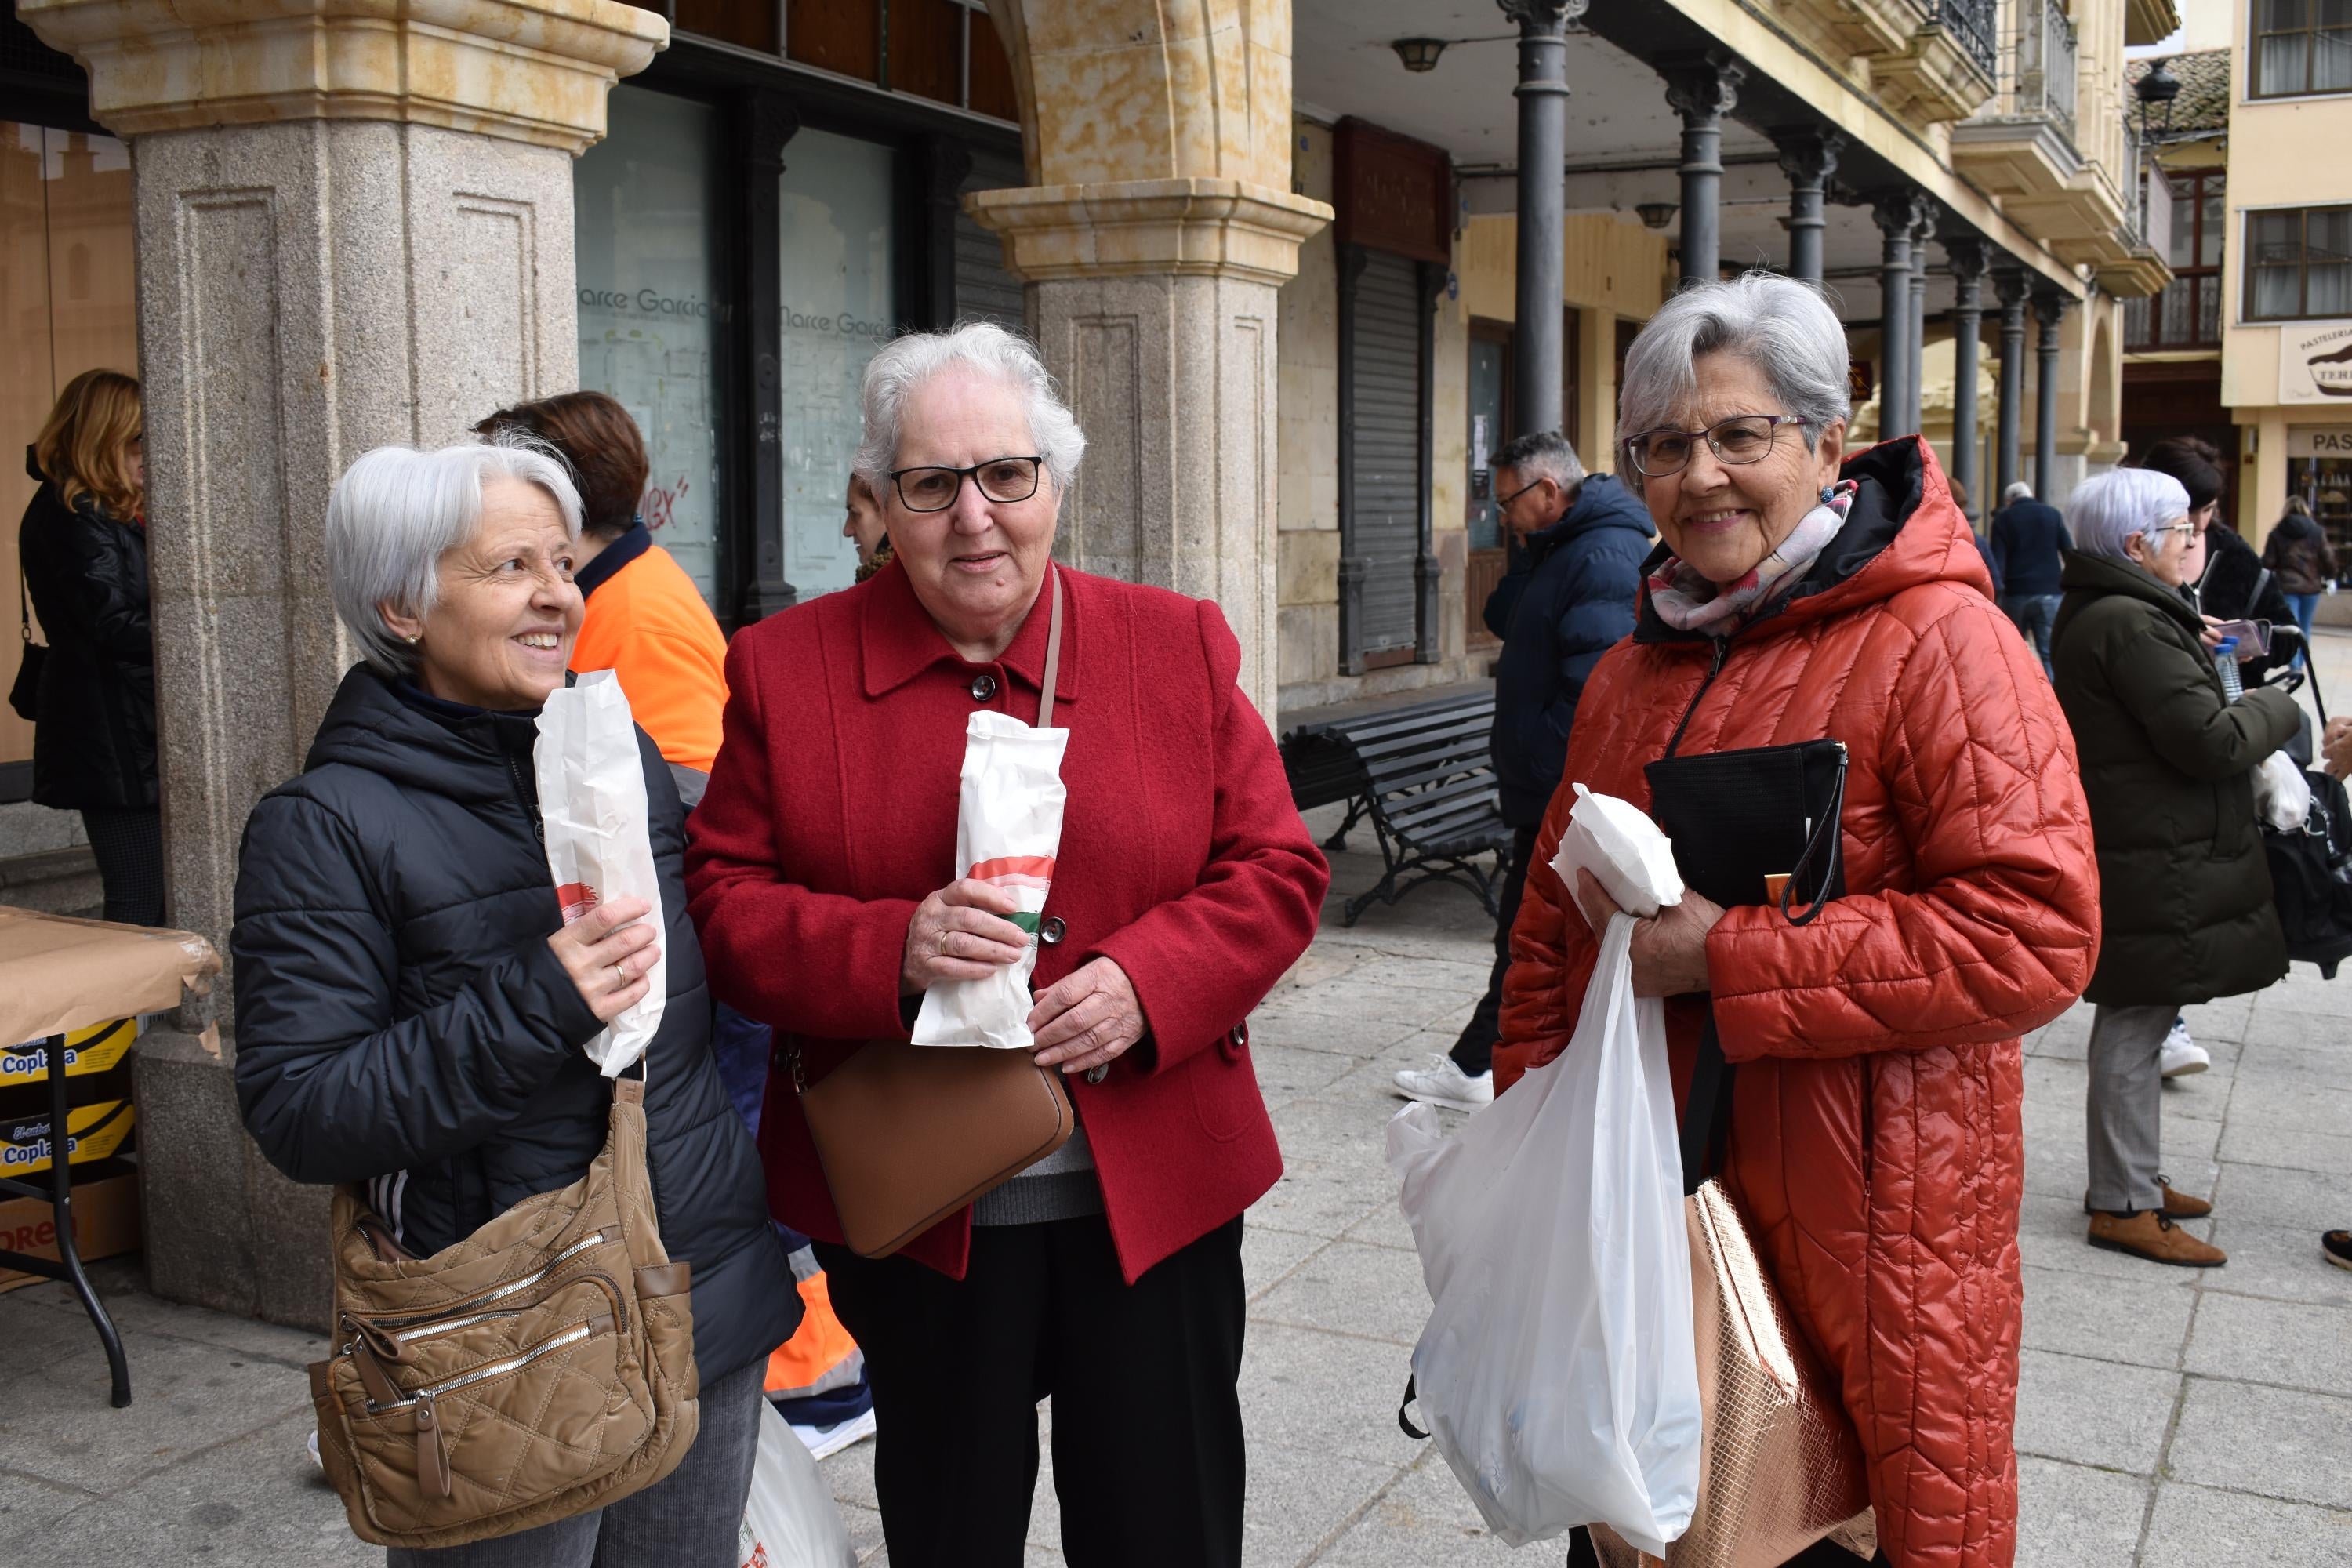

{"left": 2089, "top": 308, "right": 2119, "bottom": 448}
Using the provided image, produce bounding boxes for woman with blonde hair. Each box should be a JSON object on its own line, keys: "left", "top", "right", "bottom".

{"left": 16, "top": 369, "right": 160, "bottom": 924}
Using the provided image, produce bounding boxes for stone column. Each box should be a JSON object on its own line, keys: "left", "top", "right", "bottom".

{"left": 971, "top": 3, "right": 1332, "bottom": 724}
{"left": 1946, "top": 238, "right": 1991, "bottom": 518}
{"left": 1995, "top": 268, "right": 2031, "bottom": 500}
{"left": 2034, "top": 292, "right": 2068, "bottom": 500}
{"left": 20, "top": 0, "right": 666, "bottom": 1328}
{"left": 1871, "top": 193, "right": 1927, "bottom": 440}
{"left": 1662, "top": 53, "right": 1744, "bottom": 290}
{"left": 1502, "top": 0, "right": 1584, "bottom": 438}
{"left": 1907, "top": 211, "right": 1933, "bottom": 437}
{"left": 1773, "top": 127, "right": 1843, "bottom": 285}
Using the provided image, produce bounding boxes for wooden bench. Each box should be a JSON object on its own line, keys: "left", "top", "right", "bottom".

{"left": 1282, "top": 692, "right": 1514, "bottom": 927}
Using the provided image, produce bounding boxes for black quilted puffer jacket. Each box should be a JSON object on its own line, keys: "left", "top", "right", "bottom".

{"left": 232, "top": 665, "right": 797, "bottom": 1380}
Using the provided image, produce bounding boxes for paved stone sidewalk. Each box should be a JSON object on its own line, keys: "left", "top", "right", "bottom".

{"left": 5, "top": 662, "right": 2350, "bottom": 1563}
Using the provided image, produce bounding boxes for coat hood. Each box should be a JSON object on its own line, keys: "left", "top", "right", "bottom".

{"left": 303, "top": 662, "right": 542, "bottom": 808}
{"left": 1634, "top": 435, "right": 1991, "bottom": 644}
{"left": 1528, "top": 472, "right": 1653, "bottom": 559}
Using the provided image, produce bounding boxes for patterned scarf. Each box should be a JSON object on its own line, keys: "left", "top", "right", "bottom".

{"left": 1646, "top": 481, "right": 1855, "bottom": 634}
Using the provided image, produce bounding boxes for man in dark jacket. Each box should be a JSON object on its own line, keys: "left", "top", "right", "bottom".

{"left": 1991, "top": 481, "right": 2071, "bottom": 677}
{"left": 1392, "top": 430, "right": 1650, "bottom": 1111}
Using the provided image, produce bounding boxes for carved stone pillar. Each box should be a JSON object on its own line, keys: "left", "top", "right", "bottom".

{"left": 1871, "top": 192, "right": 1930, "bottom": 441}
{"left": 1502, "top": 0, "right": 1585, "bottom": 438}
{"left": 1773, "top": 126, "right": 1844, "bottom": 285}
{"left": 1907, "top": 209, "right": 1933, "bottom": 437}
{"left": 2034, "top": 292, "right": 2069, "bottom": 500}
{"left": 1662, "top": 53, "right": 1745, "bottom": 290}
{"left": 19, "top": 0, "right": 666, "bottom": 1328}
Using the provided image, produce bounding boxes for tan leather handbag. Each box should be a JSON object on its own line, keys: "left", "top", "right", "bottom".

{"left": 792, "top": 568, "right": 1077, "bottom": 1258}
{"left": 307, "top": 1076, "right": 700, "bottom": 1548}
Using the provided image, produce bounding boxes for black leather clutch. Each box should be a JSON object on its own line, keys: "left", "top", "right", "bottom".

{"left": 1642, "top": 739, "right": 1849, "bottom": 922}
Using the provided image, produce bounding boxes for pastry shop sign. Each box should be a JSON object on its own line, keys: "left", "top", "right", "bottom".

{"left": 2278, "top": 321, "right": 2352, "bottom": 402}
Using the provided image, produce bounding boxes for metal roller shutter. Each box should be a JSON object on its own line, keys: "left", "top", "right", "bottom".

{"left": 1349, "top": 249, "right": 1425, "bottom": 655}
{"left": 956, "top": 149, "right": 1027, "bottom": 330}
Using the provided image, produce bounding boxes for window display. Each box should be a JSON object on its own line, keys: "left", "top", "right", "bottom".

{"left": 575, "top": 88, "right": 725, "bottom": 604}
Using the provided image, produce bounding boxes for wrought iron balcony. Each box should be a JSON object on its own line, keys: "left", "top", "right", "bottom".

{"left": 1931, "top": 0, "right": 1998, "bottom": 79}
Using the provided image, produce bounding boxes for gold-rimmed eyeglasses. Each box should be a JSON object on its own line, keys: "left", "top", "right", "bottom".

{"left": 1621, "top": 414, "right": 1809, "bottom": 478}
{"left": 887, "top": 456, "right": 1045, "bottom": 513}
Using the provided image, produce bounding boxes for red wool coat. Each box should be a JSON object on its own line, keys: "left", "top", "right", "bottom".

{"left": 1496, "top": 441, "right": 2101, "bottom": 1568}
{"left": 685, "top": 562, "right": 1329, "bottom": 1283}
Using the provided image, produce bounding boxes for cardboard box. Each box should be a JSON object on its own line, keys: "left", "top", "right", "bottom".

{"left": 0, "top": 1095, "right": 136, "bottom": 1176}
{"left": 2, "top": 1018, "right": 136, "bottom": 1084}
{"left": 0, "top": 1157, "right": 142, "bottom": 1293}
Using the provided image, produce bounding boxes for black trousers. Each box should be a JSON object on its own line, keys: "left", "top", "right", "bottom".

{"left": 79, "top": 806, "right": 165, "bottom": 927}
{"left": 1450, "top": 823, "right": 1541, "bottom": 1076}
{"left": 815, "top": 1214, "right": 1247, "bottom": 1568}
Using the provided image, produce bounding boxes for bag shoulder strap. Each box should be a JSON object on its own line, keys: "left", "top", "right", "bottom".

{"left": 1037, "top": 567, "right": 1065, "bottom": 728}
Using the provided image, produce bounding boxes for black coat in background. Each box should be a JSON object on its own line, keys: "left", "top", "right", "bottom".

{"left": 232, "top": 665, "right": 798, "bottom": 1381}
{"left": 1989, "top": 498, "right": 2071, "bottom": 597}
{"left": 1483, "top": 474, "right": 1653, "bottom": 826}
{"left": 16, "top": 450, "right": 155, "bottom": 810}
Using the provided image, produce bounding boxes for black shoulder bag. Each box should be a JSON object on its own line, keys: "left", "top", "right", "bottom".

{"left": 9, "top": 573, "right": 44, "bottom": 723}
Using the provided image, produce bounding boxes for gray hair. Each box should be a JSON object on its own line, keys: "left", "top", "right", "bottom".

{"left": 2068, "top": 467, "right": 2190, "bottom": 564}
{"left": 1494, "top": 430, "right": 1585, "bottom": 491}
{"left": 852, "top": 321, "right": 1087, "bottom": 497}
{"left": 328, "top": 434, "right": 584, "bottom": 677}
{"left": 2003, "top": 481, "right": 2034, "bottom": 505}
{"left": 1615, "top": 273, "right": 1852, "bottom": 485}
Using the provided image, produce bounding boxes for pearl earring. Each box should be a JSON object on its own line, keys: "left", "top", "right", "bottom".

{"left": 404, "top": 633, "right": 420, "bottom": 645}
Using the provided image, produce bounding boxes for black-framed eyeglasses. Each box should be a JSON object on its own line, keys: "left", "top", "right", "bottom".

{"left": 1621, "top": 414, "right": 1809, "bottom": 478}
{"left": 887, "top": 456, "right": 1045, "bottom": 513}
{"left": 1497, "top": 475, "right": 1549, "bottom": 510}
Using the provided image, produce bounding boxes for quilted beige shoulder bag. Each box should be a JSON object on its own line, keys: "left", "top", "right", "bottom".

{"left": 307, "top": 1073, "right": 699, "bottom": 1548}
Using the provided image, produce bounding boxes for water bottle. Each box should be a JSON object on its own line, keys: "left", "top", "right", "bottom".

{"left": 2215, "top": 638, "right": 2243, "bottom": 702}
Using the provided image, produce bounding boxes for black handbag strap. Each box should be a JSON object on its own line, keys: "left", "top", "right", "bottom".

{"left": 16, "top": 568, "right": 32, "bottom": 645}
{"left": 1680, "top": 1014, "right": 1734, "bottom": 1195}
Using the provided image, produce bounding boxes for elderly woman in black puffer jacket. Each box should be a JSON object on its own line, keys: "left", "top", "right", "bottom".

{"left": 231, "top": 438, "right": 795, "bottom": 1566}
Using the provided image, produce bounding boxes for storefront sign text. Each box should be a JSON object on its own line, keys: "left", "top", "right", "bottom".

{"left": 2276, "top": 321, "right": 2352, "bottom": 403}
{"left": 578, "top": 287, "right": 733, "bottom": 324}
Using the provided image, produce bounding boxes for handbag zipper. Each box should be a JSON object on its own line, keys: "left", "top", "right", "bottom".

{"left": 352, "top": 1229, "right": 615, "bottom": 1336}
{"left": 367, "top": 1318, "right": 602, "bottom": 1415}
{"left": 387, "top": 1269, "right": 628, "bottom": 1349}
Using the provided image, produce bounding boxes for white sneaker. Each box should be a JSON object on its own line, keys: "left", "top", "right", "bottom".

{"left": 793, "top": 1406, "right": 877, "bottom": 1461}
{"left": 2160, "top": 1018, "right": 2209, "bottom": 1079}
{"left": 1391, "top": 1055, "right": 1494, "bottom": 1112}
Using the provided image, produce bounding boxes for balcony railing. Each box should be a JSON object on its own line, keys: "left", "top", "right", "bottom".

{"left": 1933, "top": 0, "right": 2000, "bottom": 79}
{"left": 2013, "top": 0, "right": 2078, "bottom": 144}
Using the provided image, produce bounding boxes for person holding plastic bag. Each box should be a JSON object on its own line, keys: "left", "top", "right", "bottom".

{"left": 230, "top": 438, "right": 796, "bottom": 1565}
{"left": 1495, "top": 276, "right": 2100, "bottom": 1568}
{"left": 687, "top": 323, "right": 1329, "bottom": 1568}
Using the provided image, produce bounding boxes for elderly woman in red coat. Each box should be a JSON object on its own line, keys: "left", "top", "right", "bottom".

{"left": 1499, "top": 275, "right": 2100, "bottom": 1568}
{"left": 686, "top": 322, "right": 1327, "bottom": 1568}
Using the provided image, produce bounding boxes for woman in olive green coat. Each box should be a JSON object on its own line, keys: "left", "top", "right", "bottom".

{"left": 2051, "top": 466, "right": 2300, "bottom": 1269}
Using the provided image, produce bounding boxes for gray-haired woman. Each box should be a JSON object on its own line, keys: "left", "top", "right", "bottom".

{"left": 231, "top": 439, "right": 797, "bottom": 1564}
{"left": 2052, "top": 466, "right": 2301, "bottom": 1270}
{"left": 686, "top": 321, "right": 1329, "bottom": 1567}
{"left": 1501, "top": 274, "right": 2099, "bottom": 1568}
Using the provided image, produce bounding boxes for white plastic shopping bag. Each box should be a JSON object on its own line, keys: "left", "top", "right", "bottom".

{"left": 1387, "top": 791, "right": 1700, "bottom": 1553}
{"left": 739, "top": 1399, "right": 857, "bottom": 1568}
{"left": 911, "top": 709, "right": 1069, "bottom": 1051}
{"left": 2254, "top": 750, "right": 2314, "bottom": 833}
{"left": 534, "top": 670, "right": 666, "bottom": 1076}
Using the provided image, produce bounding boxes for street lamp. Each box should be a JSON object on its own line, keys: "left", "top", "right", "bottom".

{"left": 1392, "top": 38, "right": 1446, "bottom": 72}
{"left": 1635, "top": 202, "right": 1679, "bottom": 230}
{"left": 2133, "top": 59, "right": 2180, "bottom": 140}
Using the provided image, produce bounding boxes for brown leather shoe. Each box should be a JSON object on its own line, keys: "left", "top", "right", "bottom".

{"left": 2087, "top": 1210, "right": 2227, "bottom": 1267}
{"left": 2082, "top": 1175, "right": 2212, "bottom": 1221}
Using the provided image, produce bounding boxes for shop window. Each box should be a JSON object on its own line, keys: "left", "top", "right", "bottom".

{"left": 2125, "top": 169, "right": 2223, "bottom": 349}
{"left": 2245, "top": 204, "right": 2352, "bottom": 321}
{"left": 2252, "top": 0, "right": 2352, "bottom": 98}
{"left": 777, "top": 129, "right": 898, "bottom": 600}
{"left": 575, "top": 87, "right": 728, "bottom": 604}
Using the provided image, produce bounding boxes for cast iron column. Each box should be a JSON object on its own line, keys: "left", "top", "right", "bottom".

{"left": 1907, "top": 209, "right": 1933, "bottom": 437}
{"left": 1945, "top": 238, "right": 1991, "bottom": 518}
{"left": 1994, "top": 267, "right": 2030, "bottom": 500}
{"left": 2034, "top": 292, "right": 2068, "bottom": 499}
{"left": 1871, "top": 193, "right": 1926, "bottom": 439}
{"left": 1773, "top": 126, "right": 1843, "bottom": 285}
{"left": 1501, "top": 1, "right": 1584, "bottom": 437}
{"left": 1664, "top": 53, "right": 1745, "bottom": 290}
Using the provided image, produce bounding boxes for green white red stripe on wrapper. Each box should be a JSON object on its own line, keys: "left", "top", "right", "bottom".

{"left": 971, "top": 855, "right": 1054, "bottom": 935}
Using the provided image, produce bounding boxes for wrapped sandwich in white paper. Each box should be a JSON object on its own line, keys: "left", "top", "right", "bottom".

{"left": 913, "top": 709, "right": 1069, "bottom": 1051}
{"left": 535, "top": 670, "right": 667, "bottom": 1076}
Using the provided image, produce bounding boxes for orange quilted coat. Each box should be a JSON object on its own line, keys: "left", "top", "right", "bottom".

{"left": 1495, "top": 438, "right": 2100, "bottom": 1568}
